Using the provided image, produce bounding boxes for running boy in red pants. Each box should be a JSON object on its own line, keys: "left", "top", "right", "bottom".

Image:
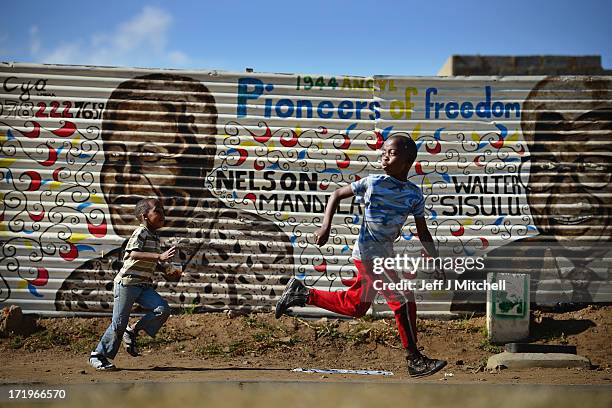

{"left": 275, "top": 134, "right": 447, "bottom": 378}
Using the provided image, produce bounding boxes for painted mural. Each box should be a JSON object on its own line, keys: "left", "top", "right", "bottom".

{"left": 477, "top": 77, "right": 612, "bottom": 308}
{"left": 374, "top": 76, "right": 611, "bottom": 310}
{"left": 0, "top": 64, "right": 610, "bottom": 315}
{"left": 0, "top": 74, "right": 112, "bottom": 310}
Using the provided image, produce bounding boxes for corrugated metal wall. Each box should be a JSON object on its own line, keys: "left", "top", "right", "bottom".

{"left": 0, "top": 63, "right": 610, "bottom": 316}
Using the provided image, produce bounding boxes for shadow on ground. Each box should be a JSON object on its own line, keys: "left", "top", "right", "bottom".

{"left": 529, "top": 318, "right": 596, "bottom": 342}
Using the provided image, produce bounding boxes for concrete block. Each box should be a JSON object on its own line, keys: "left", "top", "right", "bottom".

{"left": 487, "top": 352, "right": 591, "bottom": 370}
{"left": 437, "top": 54, "right": 605, "bottom": 75}
{"left": 486, "top": 273, "right": 530, "bottom": 344}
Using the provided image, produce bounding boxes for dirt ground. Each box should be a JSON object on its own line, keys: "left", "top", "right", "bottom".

{"left": 1, "top": 305, "right": 611, "bottom": 386}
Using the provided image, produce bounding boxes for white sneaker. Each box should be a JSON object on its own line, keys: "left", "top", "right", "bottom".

{"left": 123, "top": 327, "right": 140, "bottom": 357}
{"left": 89, "top": 352, "right": 117, "bottom": 371}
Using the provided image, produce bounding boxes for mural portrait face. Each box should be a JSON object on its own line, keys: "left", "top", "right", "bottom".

{"left": 55, "top": 72, "right": 295, "bottom": 313}
{"left": 521, "top": 77, "right": 612, "bottom": 252}
{"left": 100, "top": 74, "right": 217, "bottom": 237}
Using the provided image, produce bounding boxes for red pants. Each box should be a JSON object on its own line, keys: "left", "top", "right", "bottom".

{"left": 307, "top": 259, "right": 418, "bottom": 353}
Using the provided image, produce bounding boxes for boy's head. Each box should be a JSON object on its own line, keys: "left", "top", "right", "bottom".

{"left": 134, "top": 198, "right": 165, "bottom": 230}
{"left": 380, "top": 135, "right": 418, "bottom": 180}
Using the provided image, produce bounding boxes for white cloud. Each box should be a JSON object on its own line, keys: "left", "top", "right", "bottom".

{"left": 168, "top": 50, "right": 189, "bottom": 65}
{"left": 30, "top": 26, "right": 41, "bottom": 55}
{"left": 34, "top": 6, "right": 189, "bottom": 68}
{"left": 42, "top": 43, "right": 83, "bottom": 64}
{"left": 114, "top": 6, "right": 171, "bottom": 53}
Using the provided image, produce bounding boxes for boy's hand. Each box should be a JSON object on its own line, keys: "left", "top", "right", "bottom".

{"left": 433, "top": 266, "right": 447, "bottom": 284}
{"left": 163, "top": 264, "right": 183, "bottom": 282}
{"left": 159, "top": 246, "right": 176, "bottom": 262}
{"left": 314, "top": 226, "right": 330, "bottom": 246}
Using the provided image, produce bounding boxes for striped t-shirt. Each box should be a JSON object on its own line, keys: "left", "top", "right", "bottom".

{"left": 351, "top": 175, "right": 425, "bottom": 261}
{"left": 114, "top": 225, "right": 161, "bottom": 285}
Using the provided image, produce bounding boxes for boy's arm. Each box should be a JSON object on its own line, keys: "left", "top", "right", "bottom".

{"left": 314, "top": 185, "right": 354, "bottom": 246}
{"left": 414, "top": 217, "right": 438, "bottom": 258}
{"left": 129, "top": 246, "right": 176, "bottom": 262}
{"left": 415, "top": 217, "right": 446, "bottom": 280}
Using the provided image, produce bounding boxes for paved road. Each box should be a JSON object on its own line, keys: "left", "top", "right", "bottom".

{"left": 1, "top": 381, "right": 611, "bottom": 407}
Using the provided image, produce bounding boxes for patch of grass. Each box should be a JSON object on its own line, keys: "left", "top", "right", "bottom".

{"left": 478, "top": 338, "right": 503, "bottom": 354}
{"left": 136, "top": 327, "right": 193, "bottom": 349}
{"left": 195, "top": 343, "right": 223, "bottom": 356}
{"left": 242, "top": 315, "right": 276, "bottom": 331}
{"left": 343, "top": 326, "right": 371, "bottom": 345}
{"left": 251, "top": 332, "right": 273, "bottom": 342}
{"left": 450, "top": 313, "right": 481, "bottom": 333}
{"left": 339, "top": 321, "right": 398, "bottom": 346}
{"left": 472, "top": 357, "right": 489, "bottom": 372}
{"left": 68, "top": 326, "right": 100, "bottom": 353}
{"left": 5, "top": 321, "right": 104, "bottom": 353}
{"left": 477, "top": 327, "right": 503, "bottom": 353}
{"left": 181, "top": 299, "right": 201, "bottom": 315}
{"left": 243, "top": 314, "right": 298, "bottom": 351}
{"left": 251, "top": 331, "right": 299, "bottom": 351}
{"left": 15, "top": 329, "right": 71, "bottom": 351}
{"left": 416, "top": 319, "right": 437, "bottom": 334}
{"left": 226, "top": 340, "right": 247, "bottom": 355}
{"left": 9, "top": 335, "right": 25, "bottom": 349}
{"left": 243, "top": 315, "right": 259, "bottom": 328}
{"left": 137, "top": 336, "right": 168, "bottom": 348}
{"left": 295, "top": 318, "right": 399, "bottom": 348}
{"left": 311, "top": 320, "right": 344, "bottom": 341}
{"left": 194, "top": 340, "right": 248, "bottom": 357}
{"left": 366, "top": 325, "right": 400, "bottom": 347}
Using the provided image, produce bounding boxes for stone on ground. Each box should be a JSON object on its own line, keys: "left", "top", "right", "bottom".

{"left": 487, "top": 352, "right": 591, "bottom": 370}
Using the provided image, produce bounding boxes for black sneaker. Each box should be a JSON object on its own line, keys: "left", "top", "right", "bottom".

{"left": 122, "top": 327, "right": 139, "bottom": 357}
{"left": 275, "top": 277, "right": 309, "bottom": 319}
{"left": 406, "top": 353, "right": 447, "bottom": 378}
{"left": 89, "top": 352, "right": 117, "bottom": 371}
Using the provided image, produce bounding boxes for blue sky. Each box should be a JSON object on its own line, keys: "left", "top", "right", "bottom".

{"left": 1, "top": 0, "right": 611, "bottom": 76}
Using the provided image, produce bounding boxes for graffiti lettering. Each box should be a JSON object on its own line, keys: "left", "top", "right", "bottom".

{"left": 297, "top": 76, "right": 337, "bottom": 90}
{"left": 439, "top": 175, "right": 524, "bottom": 216}
{"left": 425, "top": 86, "right": 521, "bottom": 120}
{"left": 237, "top": 78, "right": 380, "bottom": 120}
{"left": 1, "top": 100, "right": 35, "bottom": 118}
{"left": 35, "top": 101, "right": 73, "bottom": 119}
{"left": 295, "top": 76, "right": 376, "bottom": 91}
{"left": 215, "top": 170, "right": 319, "bottom": 192}
{"left": 390, "top": 87, "right": 418, "bottom": 120}
{"left": 74, "top": 102, "right": 105, "bottom": 120}
{"left": 440, "top": 195, "right": 522, "bottom": 217}
{"left": 340, "top": 78, "right": 374, "bottom": 90}
{"left": 453, "top": 175, "right": 522, "bottom": 195}
{"left": 258, "top": 193, "right": 362, "bottom": 214}
{"left": 375, "top": 79, "right": 397, "bottom": 92}
{"left": 2, "top": 77, "right": 48, "bottom": 102}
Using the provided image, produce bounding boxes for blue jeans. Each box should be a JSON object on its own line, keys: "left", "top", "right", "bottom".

{"left": 95, "top": 282, "right": 170, "bottom": 359}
